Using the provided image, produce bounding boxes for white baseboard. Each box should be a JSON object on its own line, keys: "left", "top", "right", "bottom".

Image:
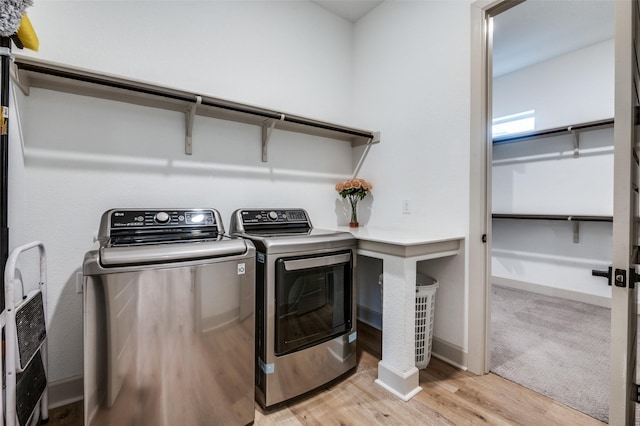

{"left": 357, "top": 304, "right": 382, "bottom": 329}
{"left": 358, "top": 304, "right": 467, "bottom": 370}
{"left": 375, "top": 360, "right": 421, "bottom": 401}
{"left": 491, "top": 276, "right": 612, "bottom": 308}
{"left": 432, "top": 337, "right": 467, "bottom": 370}
{"left": 48, "top": 375, "right": 83, "bottom": 409}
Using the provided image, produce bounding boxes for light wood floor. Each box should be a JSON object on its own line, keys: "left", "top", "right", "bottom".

{"left": 49, "top": 321, "right": 603, "bottom": 425}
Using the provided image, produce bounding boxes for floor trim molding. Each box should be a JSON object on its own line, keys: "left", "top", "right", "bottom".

{"left": 432, "top": 337, "right": 467, "bottom": 370}
{"left": 48, "top": 375, "right": 83, "bottom": 409}
{"left": 492, "top": 276, "right": 611, "bottom": 308}
{"left": 375, "top": 360, "right": 422, "bottom": 401}
{"left": 357, "top": 304, "right": 382, "bottom": 330}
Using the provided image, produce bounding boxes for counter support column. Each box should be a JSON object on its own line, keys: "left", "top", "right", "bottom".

{"left": 373, "top": 254, "right": 421, "bottom": 400}
{"left": 349, "top": 230, "right": 462, "bottom": 403}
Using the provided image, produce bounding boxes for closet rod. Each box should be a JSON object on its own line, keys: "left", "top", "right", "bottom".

{"left": 493, "top": 118, "right": 613, "bottom": 144}
{"left": 13, "top": 59, "right": 376, "bottom": 140}
{"left": 492, "top": 213, "right": 613, "bottom": 222}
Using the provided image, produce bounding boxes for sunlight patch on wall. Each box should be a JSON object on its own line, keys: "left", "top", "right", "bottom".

{"left": 492, "top": 110, "right": 535, "bottom": 137}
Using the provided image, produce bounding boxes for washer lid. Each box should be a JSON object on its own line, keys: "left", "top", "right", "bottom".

{"left": 99, "top": 238, "right": 249, "bottom": 267}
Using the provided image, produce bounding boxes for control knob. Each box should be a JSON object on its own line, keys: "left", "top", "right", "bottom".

{"left": 155, "top": 211, "right": 170, "bottom": 224}
{"left": 268, "top": 211, "right": 278, "bottom": 221}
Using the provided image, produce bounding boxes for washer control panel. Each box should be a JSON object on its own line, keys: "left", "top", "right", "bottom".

{"left": 239, "top": 209, "right": 308, "bottom": 225}
{"left": 110, "top": 209, "right": 217, "bottom": 229}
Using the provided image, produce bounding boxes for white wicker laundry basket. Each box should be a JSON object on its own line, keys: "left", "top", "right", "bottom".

{"left": 415, "top": 275, "right": 438, "bottom": 369}
{"left": 379, "top": 273, "right": 438, "bottom": 369}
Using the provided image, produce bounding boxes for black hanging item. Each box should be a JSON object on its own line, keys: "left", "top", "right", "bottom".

{"left": 0, "top": 0, "right": 38, "bottom": 312}
{"left": 10, "top": 34, "right": 22, "bottom": 50}
{"left": 0, "top": 36, "right": 10, "bottom": 311}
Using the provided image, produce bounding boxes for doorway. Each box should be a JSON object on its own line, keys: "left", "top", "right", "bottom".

{"left": 484, "top": 0, "right": 617, "bottom": 422}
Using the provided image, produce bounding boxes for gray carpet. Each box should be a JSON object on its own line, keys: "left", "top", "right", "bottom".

{"left": 491, "top": 285, "right": 626, "bottom": 423}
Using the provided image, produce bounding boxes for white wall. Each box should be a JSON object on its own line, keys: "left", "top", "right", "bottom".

{"left": 23, "top": 1, "right": 354, "bottom": 124}
{"left": 10, "top": 0, "right": 475, "bottom": 397}
{"left": 492, "top": 39, "right": 614, "bottom": 301}
{"left": 353, "top": 1, "right": 470, "bottom": 233}
{"left": 493, "top": 39, "right": 614, "bottom": 130}
{"left": 12, "top": 0, "right": 358, "bottom": 398}
{"left": 352, "top": 1, "right": 471, "bottom": 352}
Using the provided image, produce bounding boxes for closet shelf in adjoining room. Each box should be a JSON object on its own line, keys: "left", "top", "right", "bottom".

{"left": 492, "top": 213, "right": 613, "bottom": 244}
{"left": 9, "top": 55, "right": 380, "bottom": 161}
{"left": 492, "top": 214, "right": 612, "bottom": 222}
{"left": 493, "top": 118, "right": 613, "bottom": 157}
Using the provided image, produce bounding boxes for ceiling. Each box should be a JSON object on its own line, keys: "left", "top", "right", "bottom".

{"left": 311, "top": 0, "right": 384, "bottom": 22}
{"left": 309, "top": 0, "right": 614, "bottom": 77}
{"left": 492, "top": 0, "right": 614, "bottom": 77}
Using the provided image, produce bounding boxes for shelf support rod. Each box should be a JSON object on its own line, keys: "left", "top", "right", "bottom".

{"left": 568, "top": 216, "right": 579, "bottom": 243}
{"left": 352, "top": 131, "right": 380, "bottom": 179}
{"left": 185, "top": 95, "right": 202, "bottom": 155}
{"left": 262, "top": 114, "right": 285, "bottom": 162}
{"left": 9, "top": 64, "right": 29, "bottom": 97}
{"left": 570, "top": 127, "right": 579, "bottom": 158}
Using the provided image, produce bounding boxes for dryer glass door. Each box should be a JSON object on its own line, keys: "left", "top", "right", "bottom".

{"left": 274, "top": 250, "right": 352, "bottom": 355}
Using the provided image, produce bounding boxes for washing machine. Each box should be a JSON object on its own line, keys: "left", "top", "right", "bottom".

{"left": 83, "top": 208, "right": 255, "bottom": 425}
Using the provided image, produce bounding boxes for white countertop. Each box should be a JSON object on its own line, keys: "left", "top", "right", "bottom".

{"left": 334, "top": 226, "right": 464, "bottom": 246}
{"left": 332, "top": 226, "right": 464, "bottom": 258}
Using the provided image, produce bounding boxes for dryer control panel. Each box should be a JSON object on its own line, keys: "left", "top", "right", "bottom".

{"left": 229, "top": 209, "right": 311, "bottom": 235}
{"left": 238, "top": 209, "right": 308, "bottom": 225}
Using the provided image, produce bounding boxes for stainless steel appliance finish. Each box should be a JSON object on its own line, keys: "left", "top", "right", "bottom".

{"left": 83, "top": 208, "right": 256, "bottom": 426}
{"left": 230, "top": 208, "right": 357, "bottom": 408}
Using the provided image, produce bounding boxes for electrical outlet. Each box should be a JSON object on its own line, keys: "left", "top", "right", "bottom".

{"left": 76, "top": 271, "right": 83, "bottom": 294}
{"left": 402, "top": 199, "right": 411, "bottom": 214}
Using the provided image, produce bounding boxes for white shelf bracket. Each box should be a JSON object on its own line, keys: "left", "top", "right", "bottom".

{"left": 352, "top": 133, "right": 379, "bottom": 179}
{"left": 9, "top": 64, "right": 30, "bottom": 96}
{"left": 371, "top": 131, "right": 381, "bottom": 144}
{"left": 262, "top": 114, "right": 285, "bottom": 162}
{"left": 570, "top": 127, "right": 579, "bottom": 158}
{"left": 569, "top": 216, "right": 579, "bottom": 243}
{"left": 185, "top": 95, "right": 202, "bottom": 155}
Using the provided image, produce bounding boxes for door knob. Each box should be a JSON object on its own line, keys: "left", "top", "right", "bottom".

{"left": 592, "top": 266, "right": 612, "bottom": 286}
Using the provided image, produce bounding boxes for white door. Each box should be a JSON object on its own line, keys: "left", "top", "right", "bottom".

{"left": 609, "top": 0, "right": 639, "bottom": 423}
